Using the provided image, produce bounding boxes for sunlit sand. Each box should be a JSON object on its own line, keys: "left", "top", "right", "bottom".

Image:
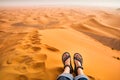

{"left": 0, "top": 6, "right": 120, "bottom": 80}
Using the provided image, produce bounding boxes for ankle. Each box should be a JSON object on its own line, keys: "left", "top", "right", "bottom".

{"left": 63, "top": 66, "right": 70, "bottom": 73}
{"left": 77, "top": 68, "right": 84, "bottom": 75}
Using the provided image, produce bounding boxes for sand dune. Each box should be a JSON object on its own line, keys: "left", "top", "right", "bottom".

{"left": 0, "top": 7, "right": 120, "bottom": 80}
{"left": 71, "top": 17, "right": 120, "bottom": 50}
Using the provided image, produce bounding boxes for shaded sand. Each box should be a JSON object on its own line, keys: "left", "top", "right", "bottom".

{"left": 0, "top": 7, "right": 120, "bottom": 80}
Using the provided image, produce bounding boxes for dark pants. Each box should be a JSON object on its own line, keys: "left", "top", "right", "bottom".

{"left": 57, "top": 73, "right": 88, "bottom": 80}
{"left": 58, "top": 76, "right": 88, "bottom": 80}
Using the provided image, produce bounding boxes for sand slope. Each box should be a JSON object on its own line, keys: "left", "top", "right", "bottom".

{"left": 0, "top": 7, "right": 120, "bottom": 80}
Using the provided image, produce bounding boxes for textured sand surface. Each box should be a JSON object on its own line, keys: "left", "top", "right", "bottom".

{"left": 0, "top": 7, "right": 120, "bottom": 80}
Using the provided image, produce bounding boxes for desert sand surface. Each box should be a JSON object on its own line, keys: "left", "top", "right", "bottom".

{"left": 0, "top": 6, "right": 120, "bottom": 80}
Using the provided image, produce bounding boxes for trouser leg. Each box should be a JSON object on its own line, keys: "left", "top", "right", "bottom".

{"left": 57, "top": 73, "right": 73, "bottom": 80}
{"left": 74, "top": 74, "right": 89, "bottom": 80}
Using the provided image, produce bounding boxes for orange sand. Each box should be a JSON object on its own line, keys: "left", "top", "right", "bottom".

{"left": 0, "top": 7, "right": 120, "bottom": 80}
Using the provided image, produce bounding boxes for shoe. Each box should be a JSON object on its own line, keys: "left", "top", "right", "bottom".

{"left": 62, "top": 52, "right": 73, "bottom": 73}
{"left": 74, "top": 53, "right": 83, "bottom": 75}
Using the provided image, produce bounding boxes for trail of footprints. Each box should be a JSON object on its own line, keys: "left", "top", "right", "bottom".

{"left": 4, "top": 30, "right": 47, "bottom": 80}
{"left": 20, "top": 30, "right": 41, "bottom": 51}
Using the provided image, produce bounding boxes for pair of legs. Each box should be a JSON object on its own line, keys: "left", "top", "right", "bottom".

{"left": 57, "top": 52, "right": 88, "bottom": 80}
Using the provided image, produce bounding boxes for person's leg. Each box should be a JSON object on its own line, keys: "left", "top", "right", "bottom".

{"left": 57, "top": 52, "right": 73, "bottom": 80}
{"left": 57, "top": 67, "right": 73, "bottom": 80}
{"left": 74, "top": 68, "right": 88, "bottom": 80}
{"left": 74, "top": 53, "right": 88, "bottom": 80}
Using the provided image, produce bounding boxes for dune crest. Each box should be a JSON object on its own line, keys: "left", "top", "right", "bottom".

{"left": 71, "top": 16, "right": 120, "bottom": 50}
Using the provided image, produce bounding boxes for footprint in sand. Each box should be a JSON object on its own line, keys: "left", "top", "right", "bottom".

{"left": 32, "top": 46, "right": 41, "bottom": 51}
{"left": 7, "top": 58, "right": 12, "bottom": 64}
{"left": 15, "top": 65, "right": 27, "bottom": 73}
{"left": 18, "top": 75, "right": 28, "bottom": 80}
{"left": 30, "top": 54, "right": 47, "bottom": 71}
{"left": 21, "top": 44, "right": 41, "bottom": 52}
{"left": 34, "top": 54, "right": 47, "bottom": 61}
{"left": 45, "top": 44, "right": 60, "bottom": 52}
{"left": 31, "top": 62, "right": 46, "bottom": 71}
{"left": 19, "top": 55, "right": 34, "bottom": 65}
{"left": 0, "top": 20, "right": 6, "bottom": 23}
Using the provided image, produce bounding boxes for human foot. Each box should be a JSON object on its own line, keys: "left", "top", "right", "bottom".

{"left": 74, "top": 53, "right": 83, "bottom": 75}
{"left": 62, "top": 52, "right": 73, "bottom": 73}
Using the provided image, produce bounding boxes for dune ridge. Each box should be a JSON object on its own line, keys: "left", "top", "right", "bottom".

{"left": 71, "top": 17, "right": 120, "bottom": 50}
